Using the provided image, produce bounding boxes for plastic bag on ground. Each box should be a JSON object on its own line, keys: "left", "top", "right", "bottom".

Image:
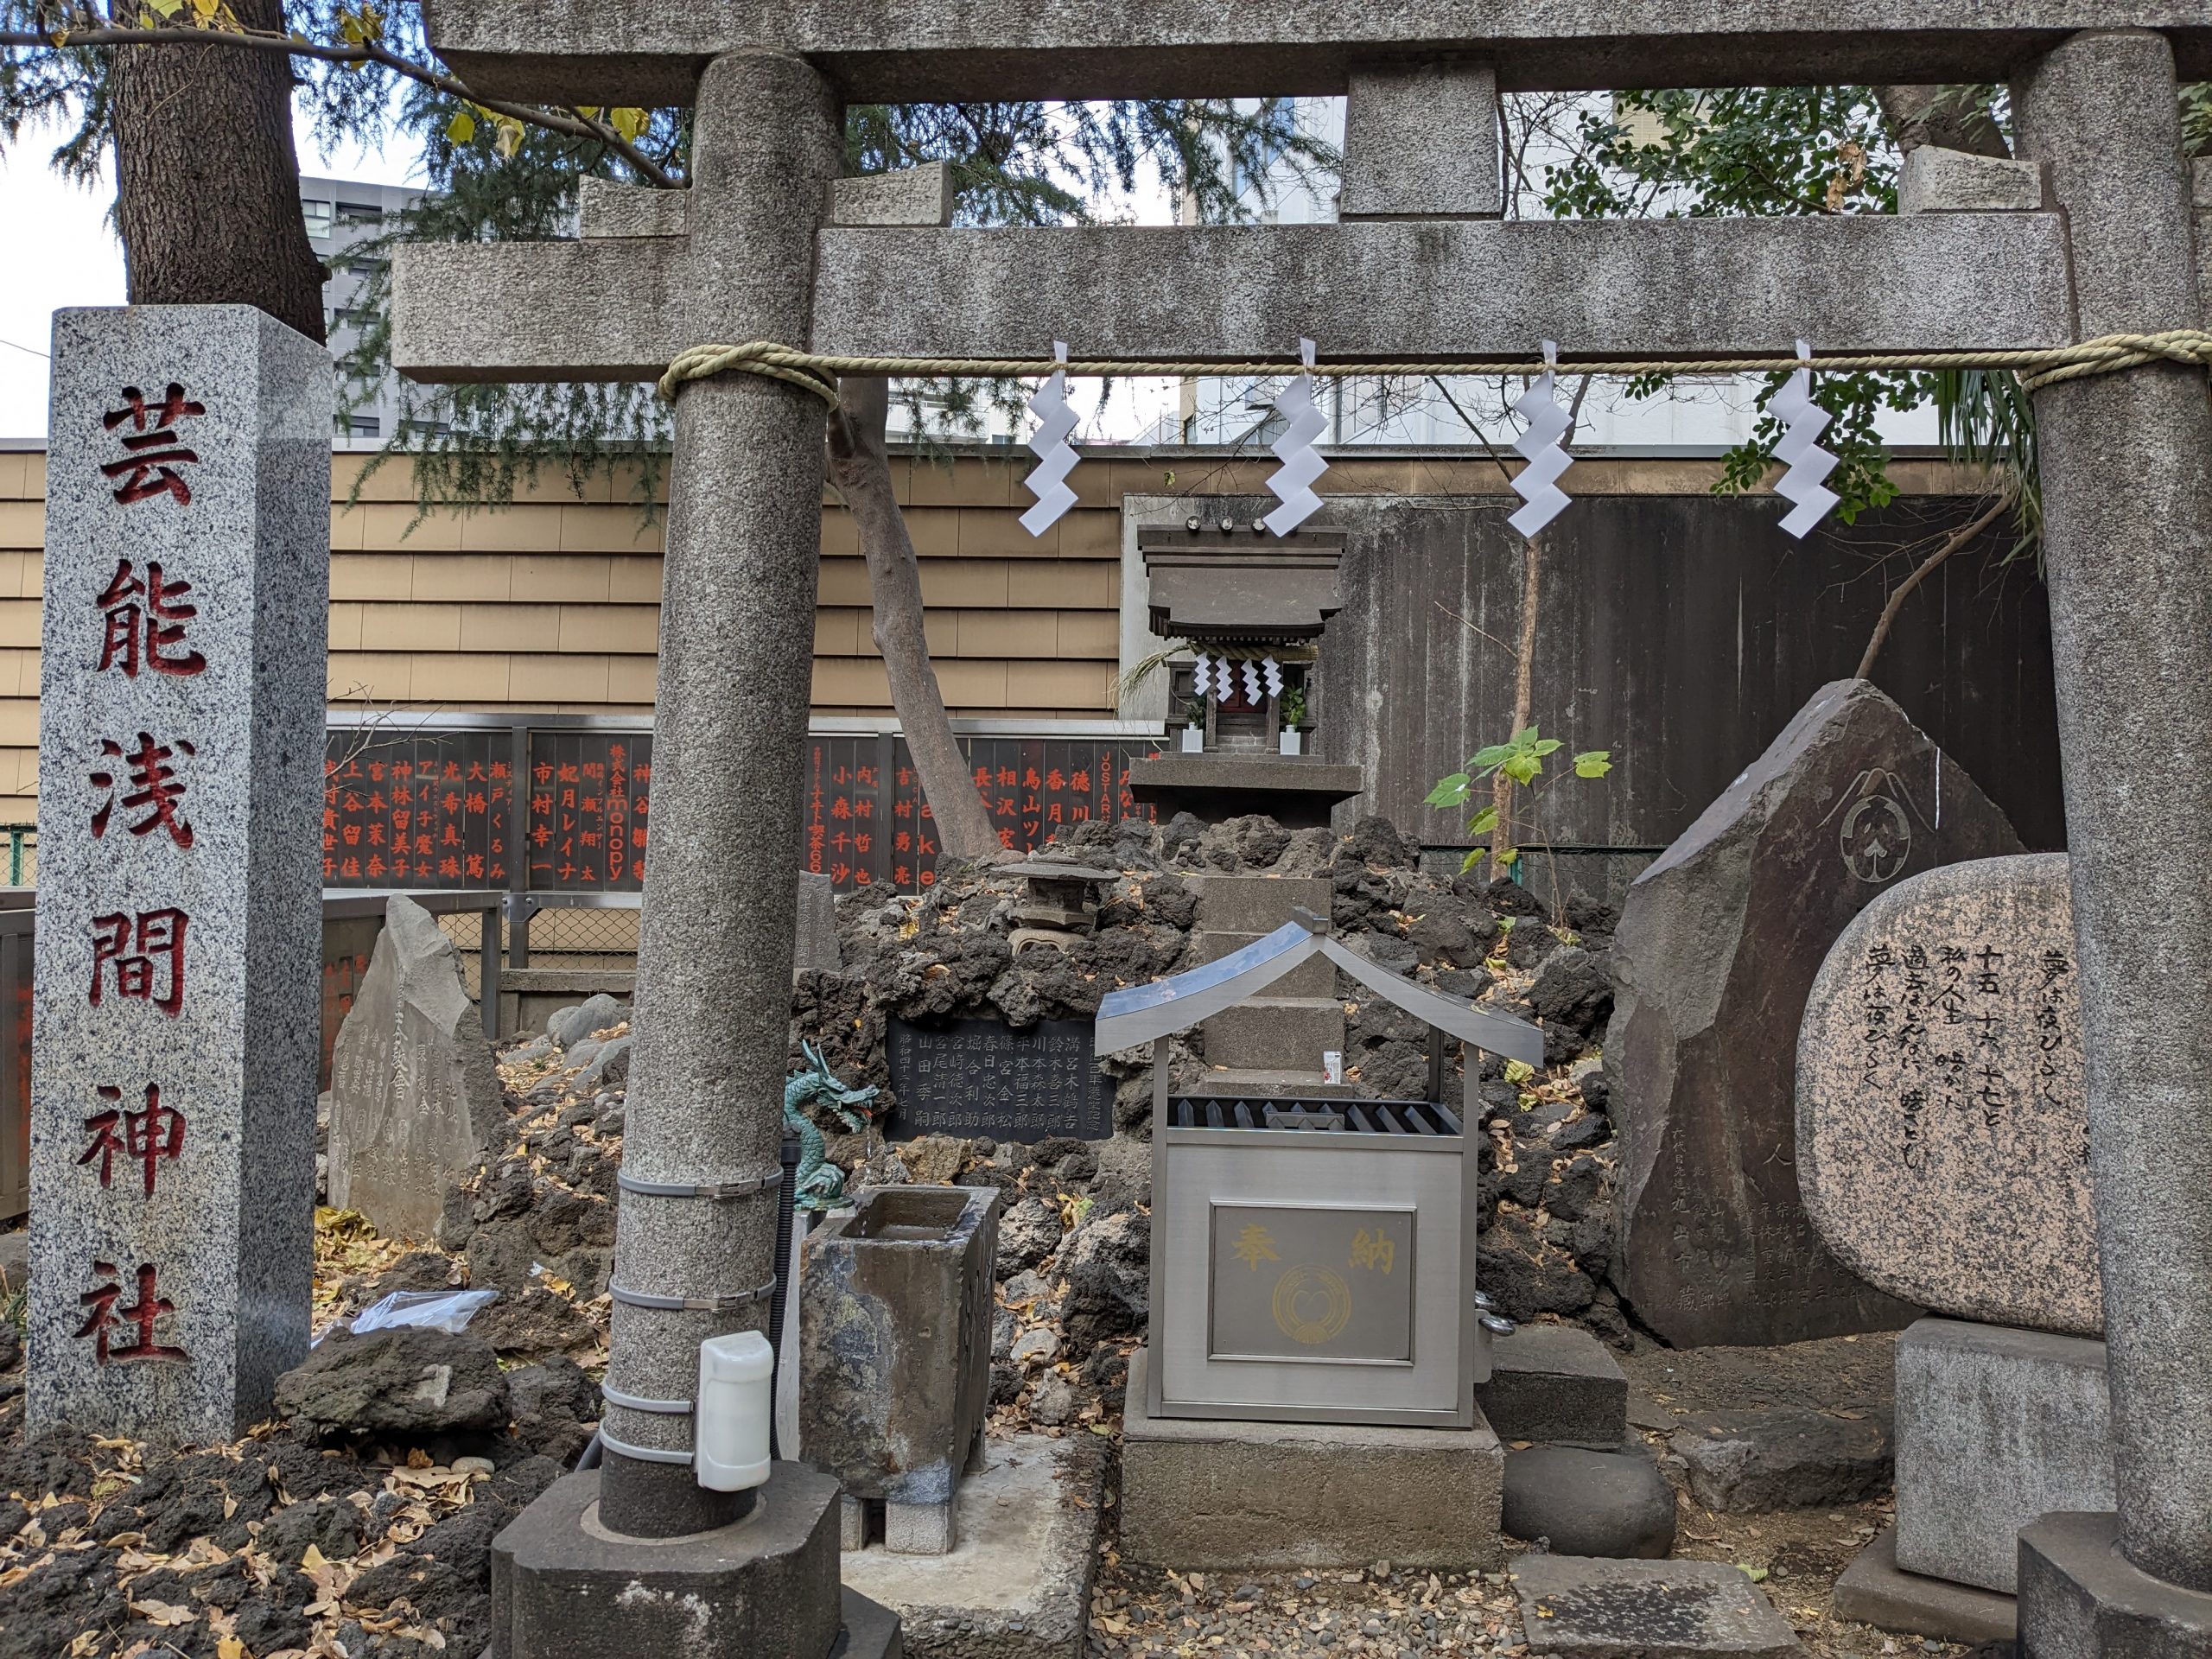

{"left": 351, "top": 1287, "right": 499, "bottom": 1336}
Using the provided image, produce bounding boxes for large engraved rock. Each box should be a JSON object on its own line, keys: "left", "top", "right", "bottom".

{"left": 327, "top": 895, "right": 505, "bottom": 1240}
{"left": 1799, "top": 855, "right": 2096, "bottom": 1336}
{"left": 1608, "top": 679, "right": 2024, "bottom": 1347}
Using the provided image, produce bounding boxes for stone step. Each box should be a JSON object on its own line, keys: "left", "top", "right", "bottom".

{"left": 1202, "top": 997, "right": 1346, "bottom": 1070}
{"left": 1188, "top": 928, "right": 1338, "bottom": 997}
{"left": 1185, "top": 873, "right": 1333, "bottom": 936}
{"left": 1473, "top": 1323, "right": 1629, "bottom": 1449}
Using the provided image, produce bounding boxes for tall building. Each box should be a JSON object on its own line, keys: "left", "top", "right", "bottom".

{"left": 300, "top": 175, "right": 424, "bottom": 447}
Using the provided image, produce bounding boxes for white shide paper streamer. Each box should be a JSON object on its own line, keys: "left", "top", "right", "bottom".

{"left": 1262, "top": 339, "right": 1329, "bottom": 537}
{"left": 1020, "top": 340, "right": 1078, "bottom": 537}
{"left": 1771, "top": 339, "right": 1842, "bottom": 539}
{"left": 1507, "top": 340, "right": 1573, "bottom": 540}
{"left": 1262, "top": 656, "right": 1283, "bottom": 697}
{"left": 1242, "top": 661, "right": 1263, "bottom": 703}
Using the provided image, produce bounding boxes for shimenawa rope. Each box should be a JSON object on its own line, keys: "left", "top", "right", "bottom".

{"left": 657, "top": 329, "right": 2212, "bottom": 404}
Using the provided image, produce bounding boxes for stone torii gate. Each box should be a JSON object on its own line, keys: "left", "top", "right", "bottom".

{"left": 393, "top": 7, "right": 2212, "bottom": 1655}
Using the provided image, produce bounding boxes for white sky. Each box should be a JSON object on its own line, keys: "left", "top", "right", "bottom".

{"left": 0, "top": 111, "right": 424, "bottom": 441}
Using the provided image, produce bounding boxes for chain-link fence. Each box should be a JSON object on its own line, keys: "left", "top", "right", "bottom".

{"left": 1420, "top": 844, "right": 1665, "bottom": 918}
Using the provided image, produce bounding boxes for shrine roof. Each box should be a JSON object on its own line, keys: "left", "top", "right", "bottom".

{"left": 1093, "top": 910, "right": 1546, "bottom": 1067}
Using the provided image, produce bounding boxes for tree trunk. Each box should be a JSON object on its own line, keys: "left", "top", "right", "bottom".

{"left": 824, "top": 375, "right": 1005, "bottom": 862}
{"left": 1489, "top": 532, "right": 1542, "bottom": 875}
{"left": 109, "top": 0, "right": 327, "bottom": 344}
{"left": 1875, "top": 86, "right": 2011, "bottom": 158}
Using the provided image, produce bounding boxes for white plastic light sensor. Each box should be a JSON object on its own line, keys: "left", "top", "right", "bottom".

{"left": 695, "top": 1330, "right": 775, "bottom": 1492}
{"left": 1262, "top": 339, "right": 1329, "bottom": 537}
{"left": 1770, "top": 339, "right": 1842, "bottom": 539}
{"left": 1507, "top": 340, "right": 1573, "bottom": 540}
{"left": 1020, "top": 340, "right": 1079, "bottom": 537}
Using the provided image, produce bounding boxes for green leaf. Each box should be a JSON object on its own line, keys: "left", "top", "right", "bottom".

{"left": 1573, "top": 751, "right": 1613, "bottom": 779}
{"left": 1470, "top": 744, "right": 1513, "bottom": 771}
{"left": 1510, "top": 725, "right": 1540, "bottom": 747}
{"left": 1504, "top": 1059, "right": 1535, "bottom": 1085}
{"left": 1459, "top": 849, "right": 1485, "bottom": 874}
{"left": 1503, "top": 753, "right": 1541, "bottom": 786}
{"left": 610, "top": 106, "right": 648, "bottom": 142}
{"left": 446, "top": 109, "right": 477, "bottom": 144}
{"left": 1467, "top": 804, "right": 1499, "bottom": 836}
{"left": 1531, "top": 739, "right": 1562, "bottom": 757}
{"left": 1423, "top": 773, "right": 1471, "bottom": 809}
{"left": 144, "top": 0, "right": 183, "bottom": 15}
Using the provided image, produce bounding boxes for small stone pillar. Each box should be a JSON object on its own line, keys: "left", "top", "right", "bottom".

{"left": 28, "top": 305, "right": 328, "bottom": 1441}
{"left": 801, "top": 1185, "right": 999, "bottom": 1554}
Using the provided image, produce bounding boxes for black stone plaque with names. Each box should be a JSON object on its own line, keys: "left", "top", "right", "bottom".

{"left": 886, "top": 1017, "right": 1114, "bottom": 1142}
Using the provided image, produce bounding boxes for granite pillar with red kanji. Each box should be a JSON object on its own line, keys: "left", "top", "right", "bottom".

{"left": 29, "top": 307, "right": 329, "bottom": 1442}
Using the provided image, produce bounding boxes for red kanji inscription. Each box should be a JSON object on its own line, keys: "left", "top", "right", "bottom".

{"left": 97, "top": 560, "right": 207, "bottom": 679}
{"left": 90, "top": 733, "right": 196, "bottom": 847}
{"left": 101, "top": 384, "right": 206, "bottom": 506}
{"left": 78, "top": 1084, "right": 185, "bottom": 1197}
{"left": 74, "top": 1261, "right": 188, "bottom": 1363}
{"left": 90, "top": 907, "right": 188, "bottom": 1017}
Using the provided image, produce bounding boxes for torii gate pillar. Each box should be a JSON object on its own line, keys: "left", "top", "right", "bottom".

{"left": 2014, "top": 29, "right": 2212, "bottom": 1653}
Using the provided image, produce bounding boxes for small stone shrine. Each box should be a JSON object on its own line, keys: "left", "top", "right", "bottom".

{"left": 1807, "top": 856, "right": 2114, "bottom": 1637}
{"left": 1098, "top": 907, "right": 1541, "bottom": 1567}
{"left": 327, "top": 893, "right": 507, "bottom": 1242}
{"left": 799, "top": 1185, "right": 997, "bottom": 1555}
{"left": 1126, "top": 518, "right": 1363, "bottom": 827}
{"left": 1610, "top": 677, "right": 2024, "bottom": 1349}
{"left": 28, "top": 307, "right": 328, "bottom": 1442}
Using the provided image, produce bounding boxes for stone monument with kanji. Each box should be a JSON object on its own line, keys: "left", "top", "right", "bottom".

{"left": 27, "top": 307, "right": 328, "bottom": 1443}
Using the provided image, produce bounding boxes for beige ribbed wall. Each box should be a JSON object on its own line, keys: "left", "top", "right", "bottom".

{"left": 0, "top": 444, "right": 1986, "bottom": 830}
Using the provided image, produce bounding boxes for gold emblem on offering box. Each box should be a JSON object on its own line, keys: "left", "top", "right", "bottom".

{"left": 1271, "top": 1264, "right": 1354, "bottom": 1344}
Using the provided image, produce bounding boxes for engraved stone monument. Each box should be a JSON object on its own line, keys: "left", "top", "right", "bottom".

{"left": 886, "top": 1016, "right": 1113, "bottom": 1142}
{"left": 327, "top": 893, "right": 507, "bottom": 1242}
{"left": 1799, "top": 853, "right": 2095, "bottom": 1336}
{"left": 1609, "top": 678, "right": 2024, "bottom": 1348}
{"left": 28, "top": 307, "right": 328, "bottom": 1441}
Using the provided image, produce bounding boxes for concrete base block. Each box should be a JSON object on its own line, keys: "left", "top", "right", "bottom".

{"left": 2018, "top": 1512, "right": 2212, "bottom": 1658}
{"left": 1896, "top": 1317, "right": 2115, "bottom": 1593}
{"left": 1185, "top": 874, "right": 1334, "bottom": 935}
{"left": 1832, "top": 1526, "right": 2017, "bottom": 1647}
{"left": 486, "top": 1464, "right": 855, "bottom": 1659}
{"left": 1120, "top": 1348, "right": 1503, "bottom": 1570}
{"left": 1511, "top": 1554, "right": 1799, "bottom": 1656}
{"left": 1475, "top": 1322, "right": 1628, "bottom": 1447}
{"left": 842, "top": 1434, "right": 1103, "bottom": 1659}
{"left": 842, "top": 1494, "right": 868, "bottom": 1552}
{"left": 842, "top": 1588, "right": 907, "bottom": 1659}
{"left": 887, "top": 1499, "right": 956, "bottom": 1556}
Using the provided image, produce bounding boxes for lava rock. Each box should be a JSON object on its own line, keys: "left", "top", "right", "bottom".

{"left": 1058, "top": 1210, "right": 1149, "bottom": 1350}
{"left": 507, "top": 1354, "right": 600, "bottom": 1465}
{"left": 1353, "top": 933, "right": 1421, "bottom": 977}
{"left": 1529, "top": 947, "right": 1614, "bottom": 1038}
{"left": 1503, "top": 1445, "right": 1677, "bottom": 1559}
{"left": 1547, "top": 1154, "right": 1607, "bottom": 1223}
{"left": 546, "top": 993, "right": 625, "bottom": 1049}
{"left": 1669, "top": 1407, "right": 1893, "bottom": 1512}
{"left": 997, "top": 1196, "right": 1064, "bottom": 1274}
{"left": 276, "top": 1327, "right": 511, "bottom": 1440}
{"left": 1340, "top": 815, "right": 1417, "bottom": 868}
